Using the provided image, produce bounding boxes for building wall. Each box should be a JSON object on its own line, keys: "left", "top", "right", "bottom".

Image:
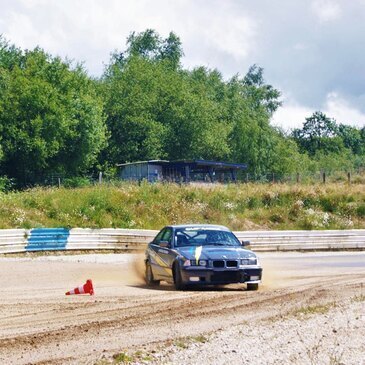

{"left": 120, "top": 163, "right": 148, "bottom": 181}
{"left": 120, "top": 163, "right": 163, "bottom": 182}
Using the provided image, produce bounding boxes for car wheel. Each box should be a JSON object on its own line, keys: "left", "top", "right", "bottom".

{"left": 145, "top": 261, "right": 160, "bottom": 286}
{"left": 247, "top": 283, "right": 259, "bottom": 291}
{"left": 173, "top": 263, "right": 186, "bottom": 290}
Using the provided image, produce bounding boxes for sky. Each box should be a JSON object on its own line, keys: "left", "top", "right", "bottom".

{"left": 1, "top": 0, "right": 365, "bottom": 130}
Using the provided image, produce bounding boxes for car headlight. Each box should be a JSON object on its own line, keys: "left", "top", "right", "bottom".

{"left": 183, "top": 259, "right": 191, "bottom": 267}
{"left": 183, "top": 259, "right": 207, "bottom": 267}
{"left": 240, "top": 257, "right": 257, "bottom": 265}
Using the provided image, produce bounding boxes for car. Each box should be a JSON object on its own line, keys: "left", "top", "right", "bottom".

{"left": 145, "top": 224, "right": 262, "bottom": 290}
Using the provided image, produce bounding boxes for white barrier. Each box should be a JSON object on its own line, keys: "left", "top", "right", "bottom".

{"left": 0, "top": 228, "right": 364, "bottom": 254}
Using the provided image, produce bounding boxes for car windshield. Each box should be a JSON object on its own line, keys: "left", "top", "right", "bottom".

{"left": 174, "top": 228, "right": 240, "bottom": 247}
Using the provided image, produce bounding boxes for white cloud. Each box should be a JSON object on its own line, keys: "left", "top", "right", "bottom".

{"left": 1, "top": 0, "right": 365, "bottom": 131}
{"left": 311, "top": 0, "right": 341, "bottom": 23}
{"left": 0, "top": 0, "right": 257, "bottom": 75}
{"left": 271, "top": 98, "right": 312, "bottom": 130}
{"left": 324, "top": 92, "right": 365, "bottom": 127}
{"left": 272, "top": 92, "right": 365, "bottom": 130}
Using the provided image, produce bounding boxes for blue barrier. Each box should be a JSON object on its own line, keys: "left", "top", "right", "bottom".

{"left": 26, "top": 228, "right": 70, "bottom": 251}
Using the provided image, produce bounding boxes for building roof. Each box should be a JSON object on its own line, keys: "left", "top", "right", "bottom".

{"left": 116, "top": 160, "right": 169, "bottom": 167}
{"left": 117, "top": 159, "right": 247, "bottom": 170}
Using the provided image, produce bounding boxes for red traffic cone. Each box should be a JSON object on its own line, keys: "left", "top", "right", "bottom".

{"left": 65, "top": 279, "right": 94, "bottom": 296}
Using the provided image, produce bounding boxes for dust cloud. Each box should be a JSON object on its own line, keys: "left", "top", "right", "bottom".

{"left": 131, "top": 253, "right": 146, "bottom": 284}
{"left": 259, "top": 257, "right": 291, "bottom": 290}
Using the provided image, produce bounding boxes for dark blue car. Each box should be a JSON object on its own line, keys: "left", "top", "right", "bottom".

{"left": 145, "top": 224, "right": 262, "bottom": 290}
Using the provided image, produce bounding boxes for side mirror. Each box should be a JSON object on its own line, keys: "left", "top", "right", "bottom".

{"left": 241, "top": 240, "right": 251, "bottom": 247}
{"left": 159, "top": 241, "right": 170, "bottom": 248}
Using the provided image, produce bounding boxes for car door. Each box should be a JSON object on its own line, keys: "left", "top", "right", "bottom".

{"left": 149, "top": 228, "right": 173, "bottom": 280}
{"left": 156, "top": 228, "right": 175, "bottom": 280}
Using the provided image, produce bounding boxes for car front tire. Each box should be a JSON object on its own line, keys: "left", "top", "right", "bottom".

{"left": 173, "top": 263, "right": 186, "bottom": 290}
{"left": 145, "top": 261, "right": 160, "bottom": 286}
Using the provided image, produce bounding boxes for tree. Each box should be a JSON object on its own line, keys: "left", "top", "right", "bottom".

{"left": 102, "top": 36, "right": 231, "bottom": 165}
{"left": 242, "top": 64, "right": 282, "bottom": 115}
{"left": 117, "top": 29, "right": 183, "bottom": 69}
{"left": 337, "top": 124, "right": 364, "bottom": 155}
{"left": 292, "top": 111, "right": 344, "bottom": 155}
{"left": 0, "top": 41, "right": 106, "bottom": 185}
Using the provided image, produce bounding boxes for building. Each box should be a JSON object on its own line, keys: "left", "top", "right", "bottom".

{"left": 117, "top": 160, "right": 247, "bottom": 183}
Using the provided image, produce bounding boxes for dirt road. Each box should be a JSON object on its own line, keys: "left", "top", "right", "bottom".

{"left": 0, "top": 252, "right": 364, "bottom": 364}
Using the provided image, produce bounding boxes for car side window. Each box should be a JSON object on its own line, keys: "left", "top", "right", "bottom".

{"left": 153, "top": 229, "right": 165, "bottom": 244}
{"left": 161, "top": 228, "right": 172, "bottom": 244}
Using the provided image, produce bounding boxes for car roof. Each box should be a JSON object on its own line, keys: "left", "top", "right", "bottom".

{"left": 168, "top": 224, "right": 231, "bottom": 231}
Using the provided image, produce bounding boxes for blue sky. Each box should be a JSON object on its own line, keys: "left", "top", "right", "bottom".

{"left": 1, "top": 0, "right": 364, "bottom": 130}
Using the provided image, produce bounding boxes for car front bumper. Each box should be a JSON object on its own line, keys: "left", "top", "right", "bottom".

{"left": 180, "top": 266, "right": 263, "bottom": 285}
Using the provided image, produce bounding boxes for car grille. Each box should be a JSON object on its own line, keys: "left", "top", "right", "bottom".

{"left": 212, "top": 260, "right": 238, "bottom": 268}
{"left": 213, "top": 260, "right": 225, "bottom": 268}
{"left": 226, "top": 260, "right": 238, "bottom": 268}
{"left": 211, "top": 271, "right": 238, "bottom": 283}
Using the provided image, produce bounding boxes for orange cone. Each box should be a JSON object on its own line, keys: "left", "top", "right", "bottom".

{"left": 65, "top": 279, "right": 94, "bottom": 296}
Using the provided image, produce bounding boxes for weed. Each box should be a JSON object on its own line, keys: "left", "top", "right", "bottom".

{"left": 0, "top": 183, "right": 364, "bottom": 230}
{"left": 112, "top": 352, "right": 132, "bottom": 364}
{"left": 191, "top": 335, "right": 208, "bottom": 343}
{"left": 174, "top": 339, "right": 189, "bottom": 349}
{"left": 294, "top": 302, "right": 336, "bottom": 317}
{"left": 351, "top": 294, "right": 365, "bottom": 302}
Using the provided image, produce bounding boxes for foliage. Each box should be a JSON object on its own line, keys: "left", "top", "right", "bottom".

{"left": 0, "top": 176, "right": 14, "bottom": 192}
{"left": 0, "top": 183, "right": 364, "bottom": 230}
{"left": 292, "top": 111, "right": 365, "bottom": 173}
{"left": 62, "top": 177, "right": 91, "bottom": 188}
{"left": 0, "top": 38, "right": 106, "bottom": 186}
{"left": 1, "top": 30, "right": 364, "bottom": 187}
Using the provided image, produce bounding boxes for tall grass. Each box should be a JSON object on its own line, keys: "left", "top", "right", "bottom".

{"left": 0, "top": 182, "right": 364, "bottom": 230}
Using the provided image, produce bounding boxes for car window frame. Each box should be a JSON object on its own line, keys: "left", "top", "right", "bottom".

{"left": 161, "top": 228, "right": 173, "bottom": 245}
{"left": 153, "top": 228, "right": 166, "bottom": 245}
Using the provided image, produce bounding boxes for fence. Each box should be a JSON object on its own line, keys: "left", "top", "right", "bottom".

{"left": 0, "top": 228, "right": 364, "bottom": 254}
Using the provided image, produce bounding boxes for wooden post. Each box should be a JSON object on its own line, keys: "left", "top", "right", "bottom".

{"left": 347, "top": 172, "right": 351, "bottom": 184}
{"left": 99, "top": 172, "right": 102, "bottom": 184}
{"left": 58, "top": 177, "right": 61, "bottom": 188}
{"left": 296, "top": 172, "right": 300, "bottom": 184}
{"left": 322, "top": 172, "right": 326, "bottom": 184}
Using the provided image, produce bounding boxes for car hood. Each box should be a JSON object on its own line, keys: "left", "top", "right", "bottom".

{"left": 176, "top": 246, "right": 256, "bottom": 260}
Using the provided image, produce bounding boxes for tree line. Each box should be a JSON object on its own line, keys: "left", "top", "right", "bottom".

{"left": 0, "top": 30, "right": 364, "bottom": 187}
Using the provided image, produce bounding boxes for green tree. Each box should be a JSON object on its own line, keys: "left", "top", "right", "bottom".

{"left": 0, "top": 41, "right": 106, "bottom": 185}
{"left": 337, "top": 124, "right": 364, "bottom": 155}
{"left": 228, "top": 69, "right": 284, "bottom": 174}
{"left": 292, "top": 111, "right": 344, "bottom": 155}
{"left": 102, "top": 34, "right": 231, "bottom": 165}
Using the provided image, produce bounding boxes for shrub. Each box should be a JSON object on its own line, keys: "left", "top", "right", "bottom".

{"left": 0, "top": 176, "right": 15, "bottom": 192}
{"left": 62, "top": 177, "right": 91, "bottom": 188}
{"left": 356, "top": 204, "right": 365, "bottom": 217}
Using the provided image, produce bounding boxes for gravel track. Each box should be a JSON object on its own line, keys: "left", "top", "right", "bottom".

{"left": 0, "top": 252, "right": 364, "bottom": 364}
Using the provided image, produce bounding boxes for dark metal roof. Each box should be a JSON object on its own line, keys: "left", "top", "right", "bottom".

{"left": 116, "top": 160, "right": 169, "bottom": 167}
{"left": 169, "top": 160, "right": 247, "bottom": 170}
{"left": 117, "top": 160, "right": 247, "bottom": 170}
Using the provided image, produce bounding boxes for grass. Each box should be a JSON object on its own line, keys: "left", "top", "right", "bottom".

{"left": 0, "top": 181, "right": 364, "bottom": 230}
{"left": 351, "top": 294, "right": 365, "bottom": 302}
{"left": 174, "top": 334, "right": 209, "bottom": 349}
{"left": 95, "top": 350, "right": 153, "bottom": 364}
{"left": 293, "top": 302, "right": 337, "bottom": 318}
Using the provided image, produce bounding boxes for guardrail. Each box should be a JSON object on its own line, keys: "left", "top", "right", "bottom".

{"left": 0, "top": 228, "right": 364, "bottom": 254}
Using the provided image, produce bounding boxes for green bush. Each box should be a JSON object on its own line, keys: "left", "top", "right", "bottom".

{"left": 356, "top": 204, "right": 365, "bottom": 217}
{"left": 0, "top": 183, "right": 364, "bottom": 230}
{"left": 0, "top": 176, "right": 14, "bottom": 193}
{"left": 62, "top": 177, "right": 91, "bottom": 188}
